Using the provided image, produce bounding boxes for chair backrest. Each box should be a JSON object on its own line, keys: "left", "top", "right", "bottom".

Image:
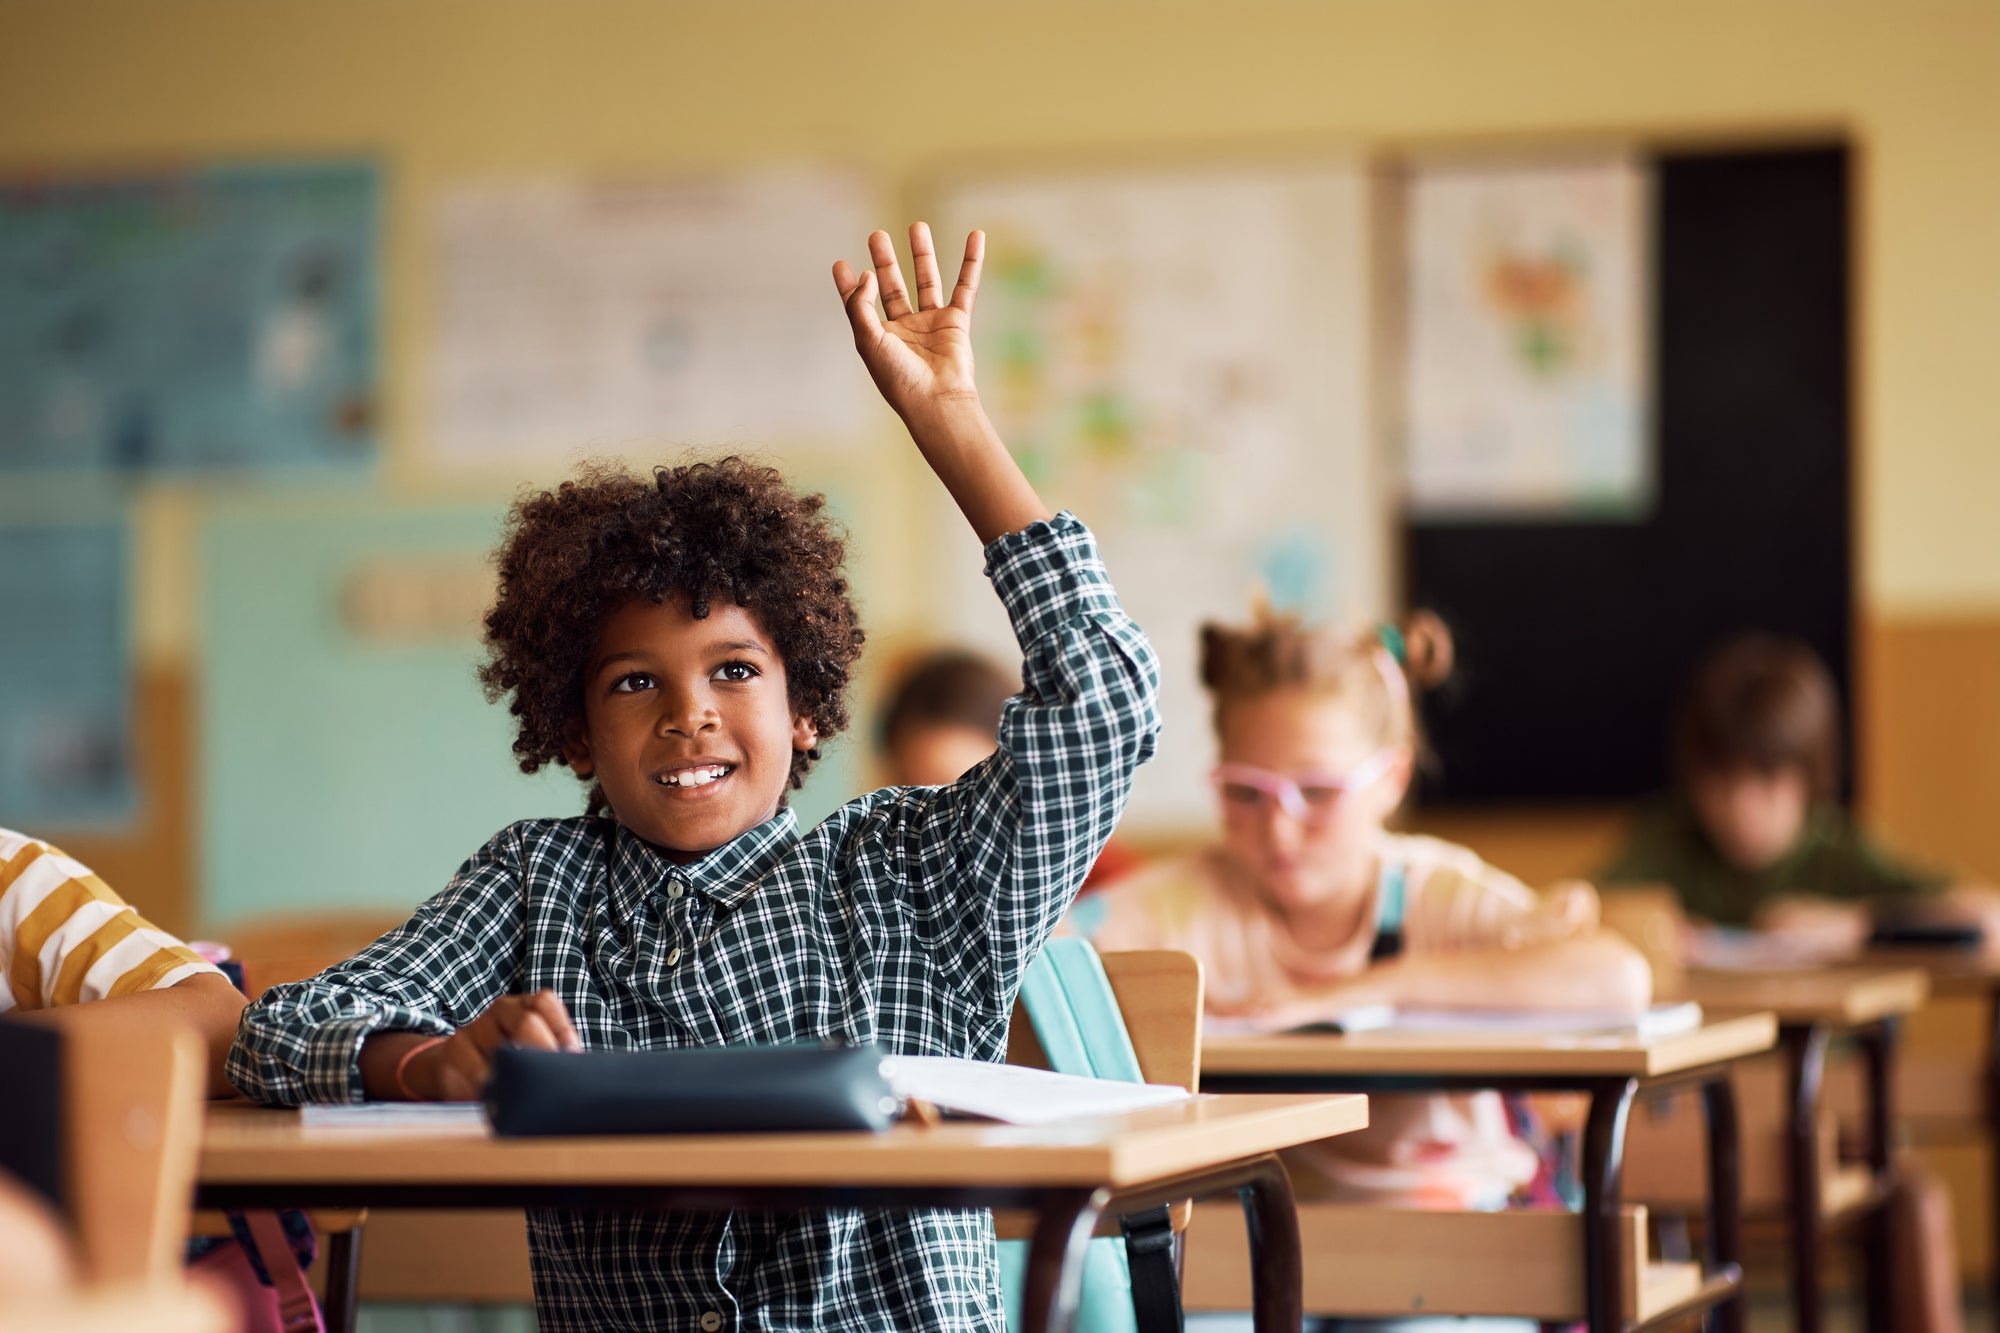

{"left": 217, "top": 912, "right": 408, "bottom": 998}
{"left": 0, "top": 1011, "right": 206, "bottom": 1288}
{"left": 1007, "top": 947, "right": 1205, "bottom": 1093}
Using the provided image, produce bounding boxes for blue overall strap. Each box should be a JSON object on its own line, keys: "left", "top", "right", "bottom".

{"left": 1370, "top": 858, "right": 1408, "bottom": 962}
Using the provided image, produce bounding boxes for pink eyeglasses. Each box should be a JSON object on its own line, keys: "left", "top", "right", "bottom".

{"left": 1209, "top": 750, "right": 1398, "bottom": 824}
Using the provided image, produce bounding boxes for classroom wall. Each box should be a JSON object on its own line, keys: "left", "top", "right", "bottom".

{"left": 4, "top": 0, "right": 1998, "bottom": 930}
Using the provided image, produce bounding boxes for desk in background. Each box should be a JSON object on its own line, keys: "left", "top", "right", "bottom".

{"left": 1198, "top": 1012, "right": 1778, "bottom": 1333}
{"left": 198, "top": 1093, "right": 1367, "bottom": 1333}
{"left": 1674, "top": 965, "right": 1929, "bottom": 1332}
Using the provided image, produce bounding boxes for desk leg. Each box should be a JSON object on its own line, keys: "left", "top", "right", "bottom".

{"left": 1858, "top": 1018, "right": 1900, "bottom": 1333}
{"left": 1989, "top": 989, "right": 2000, "bottom": 1322}
{"left": 1235, "top": 1153, "right": 1304, "bottom": 1333}
{"left": 1582, "top": 1077, "right": 1638, "bottom": 1333}
{"left": 1701, "top": 1071, "right": 1745, "bottom": 1333}
{"left": 323, "top": 1223, "right": 362, "bottom": 1333}
{"left": 1020, "top": 1187, "right": 1112, "bottom": 1333}
{"left": 1784, "top": 1024, "right": 1831, "bottom": 1333}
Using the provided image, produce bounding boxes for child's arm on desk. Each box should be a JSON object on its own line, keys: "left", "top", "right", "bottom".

{"left": 1258, "top": 935, "right": 1655, "bottom": 1031}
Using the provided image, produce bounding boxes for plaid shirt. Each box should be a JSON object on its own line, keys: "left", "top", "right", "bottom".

{"left": 228, "top": 512, "right": 1160, "bottom": 1333}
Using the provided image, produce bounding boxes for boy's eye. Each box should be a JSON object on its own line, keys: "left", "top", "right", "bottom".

{"left": 1219, "top": 783, "right": 1265, "bottom": 807}
{"left": 713, "top": 661, "right": 759, "bottom": 683}
{"left": 609, "top": 672, "right": 656, "bottom": 694}
{"left": 1298, "top": 785, "right": 1342, "bottom": 807}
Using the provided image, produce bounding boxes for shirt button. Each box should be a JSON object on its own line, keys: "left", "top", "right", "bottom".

{"left": 699, "top": 1313, "right": 723, "bottom": 1332}
{"left": 668, "top": 880, "right": 685, "bottom": 899}
{"left": 667, "top": 946, "right": 682, "bottom": 967}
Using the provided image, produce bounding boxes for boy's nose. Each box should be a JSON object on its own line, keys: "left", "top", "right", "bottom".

{"left": 655, "top": 688, "right": 719, "bottom": 737}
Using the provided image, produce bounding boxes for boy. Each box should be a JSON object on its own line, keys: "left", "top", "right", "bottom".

{"left": 1599, "top": 633, "right": 1996, "bottom": 948}
{"left": 229, "top": 225, "right": 1160, "bottom": 1332}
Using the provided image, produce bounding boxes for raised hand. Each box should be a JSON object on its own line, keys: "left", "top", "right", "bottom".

{"left": 832, "top": 223, "right": 984, "bottom": 425}
{"left": 834, "top": 222, "right": 1049, "bottom": 544}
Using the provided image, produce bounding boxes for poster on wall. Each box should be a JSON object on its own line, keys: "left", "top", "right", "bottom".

{"left": 1402, "top": 155, "right": 1651, "bottom": 519}
{"left": 0, "top": 161, "right": 380, "bottom": 475}
{"left": 0, "top": 520, "right": 134, "bottom": 828}
{"left": 933, "top": 162, "right": 1387, "bottom": 831}
{"left": 429, "top": 168, "right": 873, "bottom": 462}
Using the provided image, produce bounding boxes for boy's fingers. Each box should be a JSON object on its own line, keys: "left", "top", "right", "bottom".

{"left": 530, "top": 989, "right": 584, "bottom": 1051}
{"left": 844, "top": 271, "right": 885, "bottom": 344}
{"left": 950, "top": 230, "right": 984, "bottom": 314}
{"left": 867, "top": 229, "right": 913, "bottom": 319}
{"left": 512, "top": 1012, "right": 565, "bottom": 1051}
{"left": 831, "top": 258, "right": 863, "bottom": 301}
{"left": 909, "top": 222, "right": 943, "bottom": 311}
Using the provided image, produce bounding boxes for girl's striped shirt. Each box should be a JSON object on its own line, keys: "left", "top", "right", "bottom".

{"left": 0, "top": 827, "right": 217, "bottom": 1013}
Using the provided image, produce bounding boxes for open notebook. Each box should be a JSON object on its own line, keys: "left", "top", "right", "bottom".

{"left": 883, "top": 1056, "right": 1191, "bottom": 1126}
{"left": 1206, "top": 1000, "right": 1705, "bottom": 1040}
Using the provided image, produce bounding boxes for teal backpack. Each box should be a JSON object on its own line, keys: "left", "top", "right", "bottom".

{"left": 997, "top": 938, "right": 1181, "bottom": 1333}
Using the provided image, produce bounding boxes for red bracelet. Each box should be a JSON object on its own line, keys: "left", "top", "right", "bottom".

{"left": 393, "top": 1035, "right": 449, "bottom": 1101}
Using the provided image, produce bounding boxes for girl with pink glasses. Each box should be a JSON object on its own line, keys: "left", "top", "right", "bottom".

{"left": 1087, "top": 607, "right": 1651, "bottom": 1225}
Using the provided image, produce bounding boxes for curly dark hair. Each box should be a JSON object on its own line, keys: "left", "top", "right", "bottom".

{"left": 478, "top": 457, "right": 865, "bottom": 810}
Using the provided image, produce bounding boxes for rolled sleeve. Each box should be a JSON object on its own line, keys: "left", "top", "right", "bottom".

{"left": 226, "top": 829, "right": 528, "bottom": 1104}
{"left": 871, "top": 512, "right": 1160, "bottom": 1009}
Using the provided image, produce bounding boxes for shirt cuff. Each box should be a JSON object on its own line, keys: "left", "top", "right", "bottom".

{"left": 983, "top": 511, "right": 1124, "bottom": 652}
{"left": 305, "top": 1011, "right": 453, "bottom": 1104}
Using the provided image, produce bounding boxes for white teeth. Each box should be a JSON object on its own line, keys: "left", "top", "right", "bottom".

{"left": 658, "top": 765, "right": 731, "bottom": 788}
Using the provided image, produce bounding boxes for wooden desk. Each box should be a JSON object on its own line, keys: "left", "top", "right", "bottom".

{"left": 1678, "top": 967, "right": 1929, "bottom": 1333}
{"left": 1202, "top": 1012, "right": 1778, "bottom": 1333}
{"left": 198, "top": 1093, "right": 1367, "bottom": 1333}
{"left": 1853, "top": 949, "right": 2000, "bottom": 1310}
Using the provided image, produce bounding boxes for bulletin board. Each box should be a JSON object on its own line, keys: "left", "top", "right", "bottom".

{"left": 0, "top": 160, "right": 379, "bottom": 475}
{"left": 1406, "top": 145, "right": 1853, "bottom": 804}
{"left": 930, "top": 159, "right": 1391, "bottom": 833}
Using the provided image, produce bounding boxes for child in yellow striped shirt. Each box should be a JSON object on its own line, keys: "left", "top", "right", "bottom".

{"left": 0, "top": 826, "right": 244, "bottom": 1094}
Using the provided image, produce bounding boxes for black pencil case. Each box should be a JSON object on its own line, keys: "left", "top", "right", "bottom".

{"left": 485, "top": 1042, "right": 901, "bottom": 1137}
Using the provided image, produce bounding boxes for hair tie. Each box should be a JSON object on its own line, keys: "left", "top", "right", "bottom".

{"left": 1376, "top": 623, "right": 1407, "bottom": 666}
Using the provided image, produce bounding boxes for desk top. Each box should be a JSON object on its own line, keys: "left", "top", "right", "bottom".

{"left": 1856, "top": 949, "right": 2000, "bottom": 994}
{"left": 1679, "top": 966, "right": 1931, "bottom": 1025}
{"left": 1201, "top": 1012, "right": 1778, "bottom": 1080}
{"left": 199, "top": 1093, "right": 1368, "bottom": 1192}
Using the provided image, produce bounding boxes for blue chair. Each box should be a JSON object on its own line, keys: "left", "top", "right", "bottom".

{"left": 999, "top": 941, "right": 1204, "bottom": 1333}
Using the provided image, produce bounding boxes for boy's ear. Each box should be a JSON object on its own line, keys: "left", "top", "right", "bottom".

{"left": 791, "top": 714, "right": 820, "bottom": 754}
{"left": 561, "top": 717, "right": 594, "bottom": 778}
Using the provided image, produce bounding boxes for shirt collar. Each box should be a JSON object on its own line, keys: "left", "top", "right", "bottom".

{"left": 609, "top": 809, "right": 801, "bottom": 916}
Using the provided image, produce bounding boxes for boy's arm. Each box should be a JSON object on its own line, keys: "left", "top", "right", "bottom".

{"left": 832, "top": 226, "right": 1161, "bottom": 1000}
{"left": 228, "top": 829, "right": 530, "bottom": 1104}
{"left": 833, "top": 224, "right": 1050, "bottom": 543}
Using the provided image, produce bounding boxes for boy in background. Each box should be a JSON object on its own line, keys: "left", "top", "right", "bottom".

{"left": 1600, "top": 632, "right": 1997, "bottom": 950}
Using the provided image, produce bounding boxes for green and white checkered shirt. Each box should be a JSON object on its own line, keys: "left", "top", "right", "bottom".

{"left": 227, "top": 512, "right": 1160, "bottom": 1333}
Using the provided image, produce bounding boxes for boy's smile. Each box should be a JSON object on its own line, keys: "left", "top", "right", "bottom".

{"left": 564, "top": 594, "right": 817, "bottom": 859}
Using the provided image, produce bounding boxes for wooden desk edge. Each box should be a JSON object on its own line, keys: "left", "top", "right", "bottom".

{"left": 1199, "top": 1012, "right": 1780, "bottom": 1079}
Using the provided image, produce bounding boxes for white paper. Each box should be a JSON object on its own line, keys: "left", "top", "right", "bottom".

{"left": 430, "top": 168, "right": 870, "bottom": 461}
{"left": 933, "top": 163, "right": 1386, "bottom": 834}
{"left": 300, "top": 1101, "right": 489, "bottom": 1130}
{"left": 1404, "top": 156, "right": 1651, "bottom": 519}
{"left": 886, "top": 1056, "right": 1190, "bottom": 1125}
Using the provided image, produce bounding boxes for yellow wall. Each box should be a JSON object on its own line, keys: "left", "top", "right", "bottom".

{"left": 5, "top": 0, "right": 2000, "bottom": 918}
{"left": 4, "top": 0, "right": 1998, "bottom": 623}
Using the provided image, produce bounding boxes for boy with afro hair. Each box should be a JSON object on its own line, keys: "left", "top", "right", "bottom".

{"left": 228, "top": 224, "right": 1161, "bottom": 1332}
